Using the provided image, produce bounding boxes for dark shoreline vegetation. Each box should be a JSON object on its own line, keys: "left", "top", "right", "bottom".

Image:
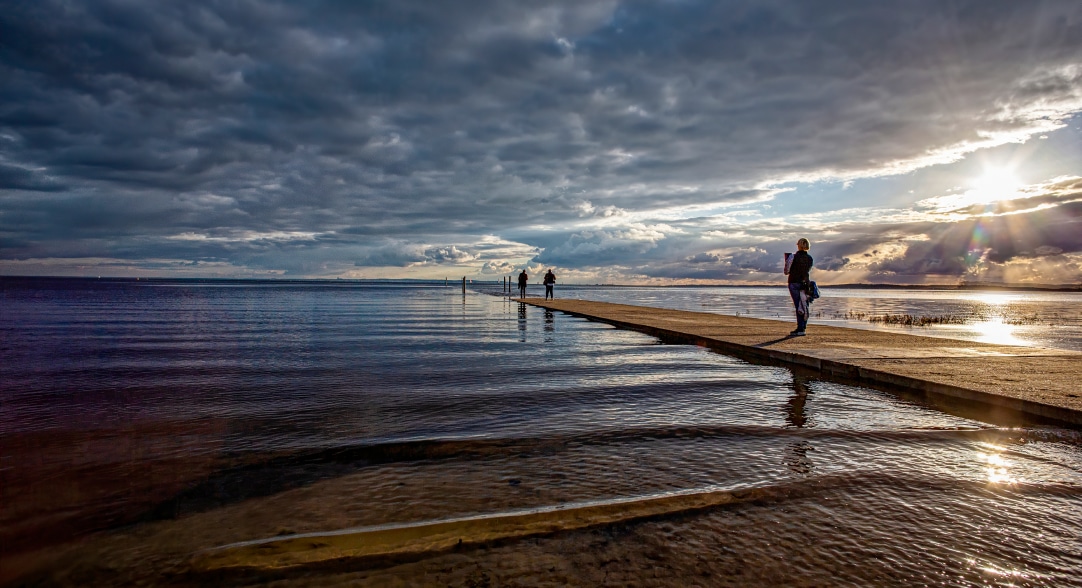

{"left": 2, "top": 275, "right": 1081, "bottom": 292}
{"left": 833, "top": 311, "right": 1052, "bottom": 327}
{"left": 869, "top": 314, "right": 969, "bottom": 327}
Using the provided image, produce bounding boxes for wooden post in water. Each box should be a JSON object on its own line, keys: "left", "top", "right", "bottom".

{"left": 462, "top": 276, "right": 466, "bottom": 294}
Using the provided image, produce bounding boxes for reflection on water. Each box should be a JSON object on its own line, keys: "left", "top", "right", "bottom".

{"left": 517, "top": 301, "right": 527, "bottom": 342}
{"left": 1, "top": 279, "right": 1080, "bottom": 586}
{"left": 979, "top": 443, "right": 1017, "bottom": 485}
{"left": 785, "top": 374, "right": 811, "bottom": 428}
{"left": 968, "top": 316, "right": 1032, "bottom": 347}
{"left": 785, "top": 441, "right": 815, "bottom": 476}
{"left": 784, "top": 376, "right": 814, "bottom": 476}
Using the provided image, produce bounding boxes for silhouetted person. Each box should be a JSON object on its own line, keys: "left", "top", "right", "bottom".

{"left": 517, "top": 270, "right": 528, "bottom": 298}
{"left": 543, "top": 269, "right": 556, "bottom": 300}
{"left": 784, "top": 238, "right": 814, "bottom": 336}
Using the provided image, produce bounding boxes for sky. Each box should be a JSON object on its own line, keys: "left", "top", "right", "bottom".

{"left": 2, "top": 0, "right": 1081, "bottom": 285}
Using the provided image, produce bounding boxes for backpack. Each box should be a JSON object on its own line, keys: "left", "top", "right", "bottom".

{"left": 804, "top": 280, "right": 820, "bottom": 302}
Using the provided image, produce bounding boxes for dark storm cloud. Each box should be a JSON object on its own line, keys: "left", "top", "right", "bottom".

{"left": 896, "top": 203, "right": 1082, "bottom": 270}
{"left": 785, "top": 193, "right": 1082, "bottom": 282}
{"left": 532, "top": 227, "right": 663, "bottom": 267}
{"left": 1, "top": 0, "right": 1081, "bottom": 276}
{"left": 0, "top": 162, "right": 66, "bottom": 192}
{"left": 687, "top": 252, "right": 723, "bottom": 264}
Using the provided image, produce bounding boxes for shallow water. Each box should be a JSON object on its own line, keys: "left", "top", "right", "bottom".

{"left": 2, "top": 278, "right": 1081, "bottom": 586}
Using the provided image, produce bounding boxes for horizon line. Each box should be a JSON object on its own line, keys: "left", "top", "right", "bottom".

{"left": 3, "top": 275, "right": 1080, "bottom": 292}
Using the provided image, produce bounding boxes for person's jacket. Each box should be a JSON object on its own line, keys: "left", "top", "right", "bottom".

{"left": 787, "top": 251, "right": 813, "bottom": 284}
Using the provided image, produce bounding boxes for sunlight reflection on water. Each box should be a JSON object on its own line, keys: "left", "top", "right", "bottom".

{"left": 968, "top": 316, "right": 1033, "bottom": 347}
{"left": 978, "top": 443, "right": 1017, "bottom": 485}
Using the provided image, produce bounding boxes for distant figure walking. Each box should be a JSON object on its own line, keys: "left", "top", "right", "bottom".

{"left": 517, "top": 269, "right": 529, "bottom": 298}
{"left": 784, "top": 238, "right": 814, "bottom": 336}
{"left": 543, "top": 269, "right": 556, "bottom": 300}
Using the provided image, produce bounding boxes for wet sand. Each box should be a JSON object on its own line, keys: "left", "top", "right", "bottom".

{"left": 521, "top": 298, "right": 1082, "bottom": 426}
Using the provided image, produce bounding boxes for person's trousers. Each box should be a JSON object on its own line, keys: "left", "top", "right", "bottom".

{"left": 519, "top": 286, "right": 527, "bottom": 297}
{"left": 788, "top": 282, "right": 808, "bottom": 331}
{"left": 545, "top": 285, "right": 553, "bottom": 299}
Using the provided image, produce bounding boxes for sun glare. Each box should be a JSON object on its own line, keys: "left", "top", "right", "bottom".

{"left": 966, "top": 169, "right": 1022, "bottom": 205}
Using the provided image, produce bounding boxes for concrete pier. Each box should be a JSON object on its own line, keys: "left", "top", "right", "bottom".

{"left": 520, "top": 298, "right": 1082, "bottom": 426}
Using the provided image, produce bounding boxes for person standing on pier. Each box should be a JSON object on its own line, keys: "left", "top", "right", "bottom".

{"left": 517, "top": 269, "right": 529, "bottom": 298}
{"left": 784, "top": 238, "right": 814, "bottom": 336}
{"left": 543, "top": 269, "right": 556, "bottom": 300}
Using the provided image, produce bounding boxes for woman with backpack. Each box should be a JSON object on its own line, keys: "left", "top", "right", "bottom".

{"left": 784, "top": 238, "right": 814, "bottom": 336}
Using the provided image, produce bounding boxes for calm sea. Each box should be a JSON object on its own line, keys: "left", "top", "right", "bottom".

{"left": 2, "top": 278, "right": 1081, "bottom": 586}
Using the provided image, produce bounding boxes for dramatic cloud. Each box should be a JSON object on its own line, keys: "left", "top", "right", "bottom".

{"left": 1, "top": 0, "right": 1081, "bottom": 283}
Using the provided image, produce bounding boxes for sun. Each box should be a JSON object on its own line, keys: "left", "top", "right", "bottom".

{"left": 966, "top": 168, "right": 1023, "bottom": 205}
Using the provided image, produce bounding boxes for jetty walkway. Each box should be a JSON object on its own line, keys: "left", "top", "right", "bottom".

{"left": 521, "top": 298, "right": 1082, "bottom": 426}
